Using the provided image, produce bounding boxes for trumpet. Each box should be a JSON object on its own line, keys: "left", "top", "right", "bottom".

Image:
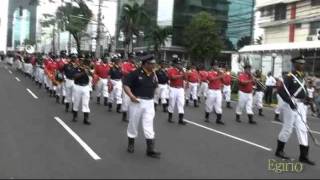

{"left": 231, "top": 73, "right": 267, "bottom": 91}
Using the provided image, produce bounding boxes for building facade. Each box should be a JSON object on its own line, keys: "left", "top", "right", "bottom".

{"left": 237, "top": 0, "right": 320, "bottom": 77}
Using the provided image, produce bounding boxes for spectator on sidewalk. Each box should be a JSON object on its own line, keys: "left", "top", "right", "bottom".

{"left": 265, "top": 72, "right": 276, "bottom": 105}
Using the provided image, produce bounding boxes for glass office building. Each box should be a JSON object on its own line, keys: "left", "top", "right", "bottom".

{"left": 7, "top": 0, "right": 37, "bottom": 49}
{"left": 227, "top": 0, "right": 254, "bottom": 49}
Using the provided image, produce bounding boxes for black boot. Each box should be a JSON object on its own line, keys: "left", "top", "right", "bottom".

{"left": 65, "top": 103, "right": 70, "bottom": 112}
{"left": 205, "top": 112, "right": 210, "bottom": 123}
{"left": 259, "top": 109, "right": 264, "bottom": 116}
{"left": 162, "top": 104, "right": 168, "bottom": 112}
{"left": 122, "top": 112, "right": 128, "bottom": 123}
{"left": 154, "top": 103, "right": 158, "bottom": 110}
{"left": 194, "top": 100, "right": 199, "bottom": 107}
{"left": 108, "top": 103, "right": 112, "bottom": 112}
{"left": 146, "top": 139, "right": 161, "bottom": 159}
{"left": 248, "top": 114, "right": 257, "bottom": 124}
{"left": 185, "top": 100, "right": 189, "bottom": 106}
{"left": 198, "top": 97, "right": 201, "bottom": 103}
{"left": 236, "top": 114, "right": 241, "bottom": 123}
{"left": 127, "top": 138, "right": 135, "bottom": 153}
{"left": 49, "top": 90, "right": 53, "bottom": 97}
{"left": 56, "top": 96, "right": 60, "bottom": 104}
{"left": 274, "top": 114, "right": 281, "bottom": 122}
{"left": 97, "top": 97, "right": 101, "bottom": 104}
{"left": 72, "top": 111, "right": 78, "bottom": 122}
{"left": 83, "top": 113, "right": 91, "bottom": 125}
{"left": 275, "top": 140, "right": 290, "bottom": 160}
{"left": 62, "top": 96, "right": 65, "bottom": 104}
{"left": 178, "top": 113, "right": 187, "bottom": 125}
{"left": 104, "top": 97, "right": 108, "bottom": 106}
{"left": 216, "top": 114, "right": 224, "bottom": 125}
{"left": 226, "top": 102, "right": 232, "bottom": 109}
{"left": 168, "top": 113, "right": 174, "bottom": 123}
{"left": 116, "top": 104, "right": 121, "bottom": 113}
{"left": 299, "top": 145, "right": 315, "bottom": 165}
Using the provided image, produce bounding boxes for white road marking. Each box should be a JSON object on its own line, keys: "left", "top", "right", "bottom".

{"left": 8, "top": 70, "right": 12, "bottom": 74}
{"left": 184, "top": 119, "right": 273, "bottom": 152}
{"left": 26, "top": 88, "right": 39, "bottom": 99}
{"left": 54, "top": 117, "right": 101, "bottom": 160}
{"left": 15, "top": 77, "right": 21, "bottom": 82}
{"left": 271, "top": 121, "right": 320, "bottom": 135}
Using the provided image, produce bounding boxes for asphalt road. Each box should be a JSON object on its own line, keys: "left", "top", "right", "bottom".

{"left": 0, "top": 61, "right": 320, "bottom": 179}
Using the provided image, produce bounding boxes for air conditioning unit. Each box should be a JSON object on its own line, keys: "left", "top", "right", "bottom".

{"left": 306, "top": 35, "right": 316, "bottom": 41}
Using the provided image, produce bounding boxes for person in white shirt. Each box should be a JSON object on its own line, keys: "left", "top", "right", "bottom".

{"left": 265, "top": 72, "right": 276, "bottom": 104}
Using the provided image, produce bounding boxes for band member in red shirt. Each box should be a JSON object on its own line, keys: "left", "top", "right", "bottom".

{"left": 197, "top": 64, "right": 208, "bottom": 103}
{"left": 167, "top": 56, "right": 187, "bottom": 125}
{"left": 186, "top": 64, "right": 200, "bottom": 107}
{"left": 223, "top": 67, "right": 232, "bottom": 108}
{"left": 55, "top": 52, "right": 68, "bottom": 103}
{"left": 205, "top": 64, "right": 225, "bottom": 125}
{"left": 235, "top": 64, "right": 257, "bottom": 124}
{"left": 94, "top": 57, "right": 111, "bottom": 106}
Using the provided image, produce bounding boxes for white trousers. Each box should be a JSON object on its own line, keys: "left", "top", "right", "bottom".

{"left": 56, "top": 82, "right": 66, "bottom": 97}
{"left": 186, "top": 82, "right": 198, "bottom": 100}
{"left": 223, "top": 85, "right": 231, "bottom": 102}
{"left": 96, "top": 78, "right": 109, "bottom": 98}
{"left": 35, "top": 67, "right": 44, "bottom": 84}
{"left": 278, "top": 101, "right": 308, "bottom": 146}
{"left": 168, "top": 87, "right": 185, "bottom": 114}
{"left": 154, "top": 84, "right": 169, "bottom": 104}
{"left": 275, "top": 94, "right": 284, "bottom": 114}
{"left": 110, "top": 80, "right": 122, "bottom": 104}
{"left": 127, "top": 99, "right": 155, "bottom": 139}
{"left": 23, "top": 63, "right": 33, "bottom": 75}
{"left": 236, "top": 91, "right": 253, "bottom": 115}
{"left": 253, "top": 91, "right": 264, "bottom": 109}
{"left": 198, "top": 82, "right": 208, "bottom": 98}
{"left": 64, "top": 79, "right": 74, "bottom": 103}
{"left": 205, "top": 89, "right": 223, "bottom": 114}
{"left": 72, "top": 84, "right": 91, "bottom": 113}
{"left": 122, "top": 92, "right": 130, "bottom": 112}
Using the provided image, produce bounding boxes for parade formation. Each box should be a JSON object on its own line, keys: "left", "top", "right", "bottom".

{"left": 4, "top": 49, "right": 317, "bottom": 167}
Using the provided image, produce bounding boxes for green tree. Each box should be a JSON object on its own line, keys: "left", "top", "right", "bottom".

{"left": 184, "top": 12, "right": 223, "bottom": 66}
{"left": 119, "top": 1, "right": 149, "bottom": 57}
{"left": 145, "top": 25, "right": 172, "bottom": 60}
{"left": 255, "top": 36, "right": 263, "bottom": 45}
{"left": 237, "top": 36, "right": 251, "bottom": 49}
{"left": 56, "top": 0, "right": 93, "bottom": 54}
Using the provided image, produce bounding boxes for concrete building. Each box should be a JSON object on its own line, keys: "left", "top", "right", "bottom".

{"left": 237, "top": 0, "right": 320, "bottom": 77}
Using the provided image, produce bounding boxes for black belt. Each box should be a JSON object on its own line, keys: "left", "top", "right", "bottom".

{"left": 137, "top": 97, "right": 153, "bottom": 100}
{"left": 75, "top": 83, "right": 88, "bottom": 87}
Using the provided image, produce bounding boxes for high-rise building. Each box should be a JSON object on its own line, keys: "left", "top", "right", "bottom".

{"left": 227, "top": 0, "right": 254, "bottom": 49}
{"left": 7, "top": 0, "right": 37, "bottom": 50}
{"left": 115, "top": 0, "right": 229, "bottom": 55}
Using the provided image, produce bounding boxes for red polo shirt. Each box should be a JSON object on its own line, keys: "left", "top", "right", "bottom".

{"left": 187, "top": 69, "right": 200, "bottom": 83}
{"left": 122, "top": 61, "right": 136, "bottom": 77}
{"left": 223, "top": 71, "right": 232, "bottom": 86}
{"left": 238, "top": 72, "right": 254, "bottom": 93}
{"left": 167, "top": 67, "right": 184, "bottom": 88}
{"left": 95, "top": 63, "right": 110, "bottom": 79}
{"left": 199, "top": 70, "right": 208, "bottom": 82}
{"left": 207, "top": 71, "right": 223, "bottom": 90}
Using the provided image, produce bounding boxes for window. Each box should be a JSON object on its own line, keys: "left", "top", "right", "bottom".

{"left": 274, "top": 4, "right": 286, "bottom": 21}
{"left": 260, "top": 7, "right": 272, "bottom": 17}
{"left": 295, "top": 23, "right": 302, "bottom": 29}
{"left": 309, "top": 21, "right": 320, "bottom": 35}
{"left": 311, "top": 0, "right": 320, "bottom": 6}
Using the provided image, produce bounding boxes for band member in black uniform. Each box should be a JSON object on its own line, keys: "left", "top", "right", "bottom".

{"left": 108, "top": 56, "right": 124, "bottom": 114}
{"left": 72, "top": 59, "right": 92, "bottom": 125}
{"left": 123, "top": 54, "right": 161, "bottom": 158}
{"left": 154, "top": 60, "right": 169, "bottom": 112}
{"left": 275, "top": 56, "right": 315, "bottom": 165}
{"left": 63, "top": 55, "right": 77, "bottom": 112}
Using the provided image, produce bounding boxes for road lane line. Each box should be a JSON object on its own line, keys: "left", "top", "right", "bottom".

{"left": 15, "top": 77, "right": 21, "bottom": 82}
{"left": 184, "top": 119, "right": 272, "bottom": 152}
{"left": 271, "top": 121, "right": 320, "bottom": 135}
{"left": 54, "top": 117, "right": 101, "bottom": 160}
{"left": 8, "top": 70, "right": 12, "bottom": 74}
{"left": 26, "top": 88, "right": 39, "bottom": 99}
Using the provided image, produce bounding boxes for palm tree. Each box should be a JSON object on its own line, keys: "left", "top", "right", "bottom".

{"left": 145, "top": 25, "right": 172, "bottom": 60}
{"left": 119, "top": 2, "right": 149, "bottom": 57}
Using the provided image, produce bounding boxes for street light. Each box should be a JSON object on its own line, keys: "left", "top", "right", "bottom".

{"left": 271, "top": 53, "right": 277, "bottom": 76}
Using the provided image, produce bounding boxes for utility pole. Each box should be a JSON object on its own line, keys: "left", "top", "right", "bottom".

{"left": 250, "top": 0, "right": 256, "bottom": 44}
{"left": 95, "top": 0, "right": 103, "bottom": 58}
